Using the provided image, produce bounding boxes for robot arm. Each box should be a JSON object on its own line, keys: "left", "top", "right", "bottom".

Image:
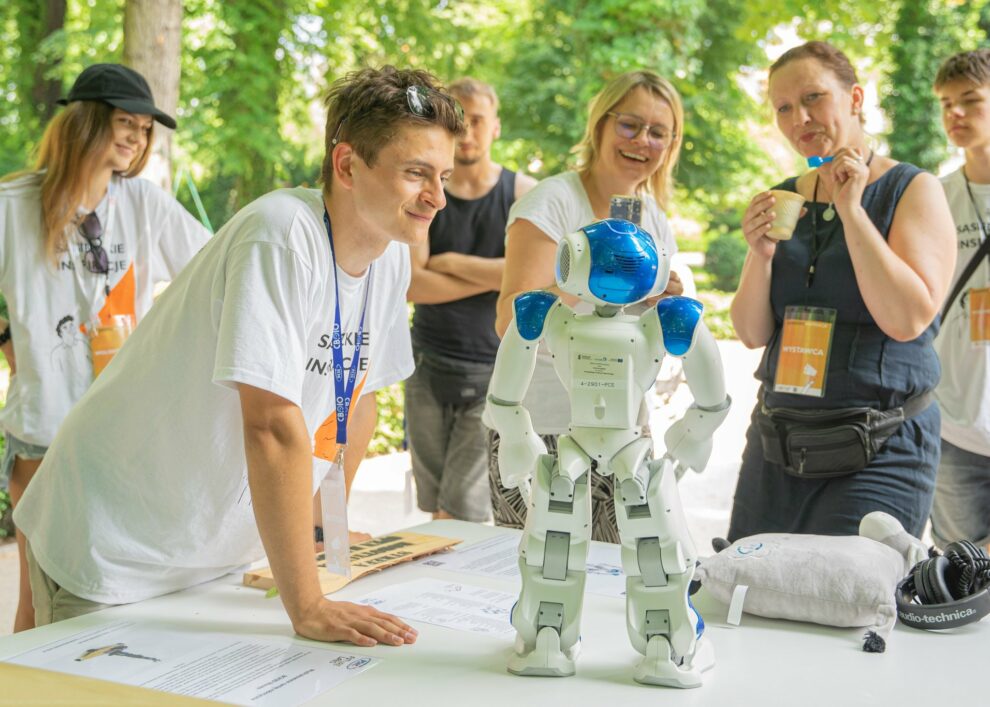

{"left": 483, "top": 291, "right": 558, "bottom": 489}
{"left": 656, "top": 297, "right": 731, "bottom": 476}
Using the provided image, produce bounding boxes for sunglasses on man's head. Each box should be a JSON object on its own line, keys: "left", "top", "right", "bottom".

{"left": 330, "top": 85, "right": 463, "bottom": 146}
{"left": 79, "top": 212, "right": 109, "bottom": 275}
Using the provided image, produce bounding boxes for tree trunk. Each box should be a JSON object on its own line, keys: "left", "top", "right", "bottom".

{"left": 30, "top": 0, "right": 66, "bottom": 125}
{"left": 123, "top": 0, "right": 183, "bottom": 190}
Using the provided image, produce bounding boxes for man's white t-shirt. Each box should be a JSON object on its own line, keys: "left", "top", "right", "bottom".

{"left": 15, "top": 187, "right": 414, "bottom": 604}
{"left": 0, "top": 172, "right": 210, "bottom": 446}
{"left": 505, "top": 171, "right": 678, "bottom": 434}
{"left": 935, "top": 168, "right": 990, "bottom": 456}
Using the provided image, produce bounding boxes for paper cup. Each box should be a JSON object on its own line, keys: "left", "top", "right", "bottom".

{"left": 767, "top": 190, "right": 805, "bottom": 241}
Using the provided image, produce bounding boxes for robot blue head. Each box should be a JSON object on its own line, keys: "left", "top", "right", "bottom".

{"left": 555, "top": 219, "right": 671, "bottom": 306}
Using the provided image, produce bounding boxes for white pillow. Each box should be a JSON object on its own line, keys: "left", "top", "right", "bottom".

{"left": 696, "top": 533, "right": 910, "bottom": 652}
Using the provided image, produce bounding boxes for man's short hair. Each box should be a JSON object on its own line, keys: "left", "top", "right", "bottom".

{"left": 935, "top": 49, "right": 990, "bottom": 89}
{"left": 322, "top": 66, "right": 465, "bottom": 191}
{"left": 447, "top": 77, "right": 499, "bottom": 112}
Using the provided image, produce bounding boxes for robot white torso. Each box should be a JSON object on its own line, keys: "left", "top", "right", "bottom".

{"left": 484, "top": 218, "right": 731, "bottom": 687}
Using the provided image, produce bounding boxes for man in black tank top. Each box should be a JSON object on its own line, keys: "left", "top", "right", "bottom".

{"left": 406, "top": 78, "right": 536, "bottom": 522}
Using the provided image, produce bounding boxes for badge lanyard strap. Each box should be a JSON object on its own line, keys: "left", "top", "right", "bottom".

{"left": 964, "top": 171, "right": 989, "bottom": 243}
{"left": 323, "top": 209, "right": 372, "bottom": 462}
{"left": 963, "top": 172, "right": 990, "bottom": 300}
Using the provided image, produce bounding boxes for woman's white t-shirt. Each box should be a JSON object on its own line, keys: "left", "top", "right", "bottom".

{"left": 505, "top": 171, "right": 678, "bottom": 434}
{"left": 0, "top": 172, "right": 210, "bottom": 446}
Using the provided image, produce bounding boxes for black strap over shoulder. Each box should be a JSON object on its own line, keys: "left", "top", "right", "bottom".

{"left": 941, "top": 231, "right": 990, "bottom": 323}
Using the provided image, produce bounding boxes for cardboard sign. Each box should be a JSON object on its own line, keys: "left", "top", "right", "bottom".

{"left": 243, "top": 532, "right": 461, "bottom": 595}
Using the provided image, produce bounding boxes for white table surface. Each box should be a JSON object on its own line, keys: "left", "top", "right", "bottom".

{"left": 0, "top": 519, "right": 984, "bottom": 706}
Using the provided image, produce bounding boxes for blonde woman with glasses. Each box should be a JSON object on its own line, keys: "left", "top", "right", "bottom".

{"left": 0, "top": 64, "right": 209, "bottom": 632}
{"left": 491, "top": 70, "right": 685, "bottom": 542}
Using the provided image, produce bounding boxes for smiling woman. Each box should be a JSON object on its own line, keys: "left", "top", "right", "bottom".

{"left": 0, "top": 63, "right": 210, "bottom": 633}
{"left": 490, "top": 70, "right": 686, "bottom": 543}
{"left": 727, "top": 41, "right": 957, "bottom": 541}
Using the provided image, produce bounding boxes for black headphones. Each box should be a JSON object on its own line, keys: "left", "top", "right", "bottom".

{"left": 896, "top": 540, "right": 990, "bottom": 630}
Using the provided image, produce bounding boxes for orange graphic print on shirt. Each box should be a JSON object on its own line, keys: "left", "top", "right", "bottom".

{"left": 87, "top": 264, "right": 137, "bottom": 377}
{"left": 313, "top": 372, "right": 369, "bottom": 462}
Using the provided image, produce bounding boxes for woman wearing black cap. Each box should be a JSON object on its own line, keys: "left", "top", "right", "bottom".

{"left": 0, "top": 63, "right": 209, "bottom": 631}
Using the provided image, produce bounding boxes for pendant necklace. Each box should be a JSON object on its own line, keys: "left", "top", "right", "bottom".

{"left": 807, "top": 150, "right": 875, "bottom": 287}
{"left": 818, "top": 149, "right": 873, "bottom": 222}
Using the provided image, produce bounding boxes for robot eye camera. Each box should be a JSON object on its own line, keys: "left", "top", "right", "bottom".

{"left": 555, "top": 218, "right": 670, "bottom": 306}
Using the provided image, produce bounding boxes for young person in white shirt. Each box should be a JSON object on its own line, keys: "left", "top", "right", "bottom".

{"left": 0, "top": 63, "right": 210, "bottom": 632}
{"left": 932, "top": 50, "right": 990, "bottom": 554}
{"left": 15, "top": 66, "right": 463, "bottom": 648}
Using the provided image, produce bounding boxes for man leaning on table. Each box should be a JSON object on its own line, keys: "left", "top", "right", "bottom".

{"left": 14, "top": 66, "right": 465, "bottom": 648}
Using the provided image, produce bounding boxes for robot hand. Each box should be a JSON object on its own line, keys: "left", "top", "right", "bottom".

{"left": 497, "top": 433, "right": 547, "bottom": 489}
{"left": 484, "top": 398, "right": 547, "bottom": 489}
{"left": 663, "top": 398, "right": 731, "bottom": 477}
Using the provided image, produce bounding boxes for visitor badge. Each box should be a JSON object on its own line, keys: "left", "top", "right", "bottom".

{"left": 970, "top": 288, "right": 990, "bottom": 345}
{"left": 773, "top": 306, "right": 836, "bottom": 398}
{"left": 320, "top": 449, "right": 352, "bottom": 579}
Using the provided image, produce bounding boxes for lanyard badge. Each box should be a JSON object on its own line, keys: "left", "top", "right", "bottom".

{"left": 773, "top": 306, "right": 836, "bottom": 398}
{"left": 970, "top": 288, "right": 990, "bottom": 345}
{"left": 319, "top": 209, "right": 372, "bottom": 578}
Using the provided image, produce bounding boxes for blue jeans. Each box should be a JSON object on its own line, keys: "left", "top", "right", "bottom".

{"left": 1, "top": 432, "right": 46, "bottom": 490}
{"left": 931, "top": 438, "right": 990, "bottom": 549}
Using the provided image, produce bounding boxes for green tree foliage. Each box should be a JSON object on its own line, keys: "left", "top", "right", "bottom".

{"left": 883, "top": 0, "right": 986, "bottom": 172}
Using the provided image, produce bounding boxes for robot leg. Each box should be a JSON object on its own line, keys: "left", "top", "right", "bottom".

{"left": 509, "top": 445, "right": 592, "bottom": 677}
{"left": 613, "top": 451, "right": 712, "bottom": 688}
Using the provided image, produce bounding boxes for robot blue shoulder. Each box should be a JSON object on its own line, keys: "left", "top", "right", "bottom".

{"left": 657, "top": 296, "right": 704, "bottom": 356}
{"left": 513, "top": 290, "right": 559, "bottom": 341}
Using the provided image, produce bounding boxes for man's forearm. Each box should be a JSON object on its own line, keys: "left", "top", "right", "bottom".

{"left": 242, "top": 393, "right": 323, "bottom": 624}
{"left": 431, "top": 253, "right": 504, "bottom": 290}
{"left": 407, "top": 268, "right": 490, "bottom": 304}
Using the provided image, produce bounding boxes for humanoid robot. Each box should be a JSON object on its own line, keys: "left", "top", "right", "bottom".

{"left": 484, "top": 218, "right": 730, "bottom": 687}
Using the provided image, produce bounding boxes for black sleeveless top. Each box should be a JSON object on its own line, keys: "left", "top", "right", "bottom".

{"left": 412, "top": 168, "right": 516, "bottom": 363}
{"left": 758, "top": 162, "right": 941, "bottom": 410}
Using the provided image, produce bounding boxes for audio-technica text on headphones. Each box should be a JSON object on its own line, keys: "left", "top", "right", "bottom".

{"left": 896, "top": 540, "right": 990, "bottom": 630}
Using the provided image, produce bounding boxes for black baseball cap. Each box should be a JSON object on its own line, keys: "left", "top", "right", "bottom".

{"left": 57, "top": 63, "right": 176, "bottom": 129}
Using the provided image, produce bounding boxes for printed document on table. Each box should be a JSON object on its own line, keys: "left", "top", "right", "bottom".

{"left": 5, "top": 621, "right": 378, "bottom": 706}
{"left": 418, "top": 534, "right": 626, "bottom": 597}
{"left": 357, "top": 578, "right": 515, "bottom": 636}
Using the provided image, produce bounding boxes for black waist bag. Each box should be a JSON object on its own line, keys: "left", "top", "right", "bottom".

{"left": 756, "top": 392, "right": 932, "bottom": 479}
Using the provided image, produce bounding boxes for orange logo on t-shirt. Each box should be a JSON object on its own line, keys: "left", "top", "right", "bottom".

{"left": 313, "top": 372, "right": 369, "bottom": 462}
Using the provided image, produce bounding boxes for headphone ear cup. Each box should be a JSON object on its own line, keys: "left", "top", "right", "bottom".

{"left": 913, "top": 559, "right": 935, "bottom": 603}
{"left": 926, "top": 556, "right": 954, "bottom": 603}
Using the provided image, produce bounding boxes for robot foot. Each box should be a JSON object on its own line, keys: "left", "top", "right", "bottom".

{"left": 633, "top": 635, "right": 714, "bottom": 689}
{"left": 507, "top": 627, "right": 579, "bottom": 677}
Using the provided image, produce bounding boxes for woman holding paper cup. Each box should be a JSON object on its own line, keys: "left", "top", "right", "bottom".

{"left": 728, "top": 41, "right": 956, "bottom": 540}
{"left": 492, "top": 70, "right": 686, "bottom": 543}
{"left": 0, "top": 64, "right": 209, "bottom": 631}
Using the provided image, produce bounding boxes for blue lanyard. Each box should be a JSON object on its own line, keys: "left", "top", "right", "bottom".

{"left": 323, "top": 209, "right": 372, "bottom": 447}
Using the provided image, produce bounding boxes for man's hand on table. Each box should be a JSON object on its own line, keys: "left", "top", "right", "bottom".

{"left": 292, "top": 597, "right": 419, "bottom": 647}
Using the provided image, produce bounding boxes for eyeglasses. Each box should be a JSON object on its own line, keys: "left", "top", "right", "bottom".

{"left": 607, "top": 112, "right": 677, "bottom": 149}
{"left": 331, "top": 85, "right": 463, "bottom": 146}
{"left": 78, "top": 212, "right": 109, "bottom": 275}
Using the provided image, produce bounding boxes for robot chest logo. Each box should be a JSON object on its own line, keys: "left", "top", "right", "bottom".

{"left": 576, "top": 353, "right": 625, "bottom": 374}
